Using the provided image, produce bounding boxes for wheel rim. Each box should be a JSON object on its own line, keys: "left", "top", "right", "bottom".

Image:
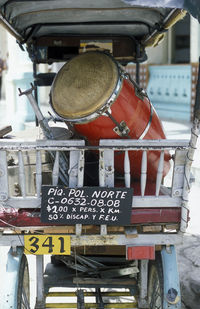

{"left": 148, "top": 264, "right": 163, "bottom": 309}
{"left": 18, "top": 255, "right": 30, "bottom": 309}
{"left": 21, "top": 261, "right": 30, "bottom": 309}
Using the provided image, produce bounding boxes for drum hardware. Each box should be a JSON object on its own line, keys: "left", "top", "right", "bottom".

{"left": 121, "top": 70, "right": 153, "bottom": 139}
{"left": 47, "top": 111, "right": 56, "bottom": 123}
{"left": 113, "top": 120, "right": 130, "bottom": 137}
{"left": 135, "top": 87, "right": 149, "bottom": 101}
{"left": 105, "top": 110, "right": 130, "bottom": 137}
{"left": 138, "top": 101, "right": 154, "bottom": 140}
{"left": 102, "top": 107, "right": 112, "bottom": 117}
{"left": 50, "top": 51, "right": 171, "bottom": 180}
{"left": 18, "top": 85, "right": 54, "bottom": 139}
{"left": 122, "top": 72, "right": 148, "bottom": 101}
{"left": 47, "top": 111, "right": 75, "bottom": 138}
{"left": 104, "top": 92, "right": 153, "bottom": 140}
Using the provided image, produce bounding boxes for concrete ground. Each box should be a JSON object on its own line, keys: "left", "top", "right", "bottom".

{"left": 0, "top": 99, "right": 200, "bottom": 308}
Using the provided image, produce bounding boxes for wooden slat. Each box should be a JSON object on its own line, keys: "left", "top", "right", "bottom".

{"left": 98, "top": 139, "right": 189, "bottom": 149}
{"left": 0, "top": 150, "right": 9, "bottom": 201}
{"left": 52, "top": 151, "right": 59, "bottom": 185}
{"left": 142, "top": 226, "right": 162, "bottom": 233}
{"left": 132, "top": 196, "right": 182, "bottom": 208}
{"left": 99, "top": 149, "right": 107, "bottom": 236}
{"left": 141, "top": 151, "right": 147, "bottom": 197}
{"left": 36, "top": 150, "right": 42, "bottom": 197}
{"left": 104, "top": 149, "right": 114, "bottom": 187}
{"left": 75, "top": 224, "right": 82, "bottom": 236}
{"left": 76, "top": 150, "right": 85, "bottom": 236}
{"left": 47, "top": 291, "right": 132, "bottom": 297}
{"left": 0, "top": 233, "right": 184, "bottom": 247}
{"left": 18, "top": 150, "right": 26, "bottom": 197}
{"left": 171, "top": 149, "right": 187, "bottom": 197}
{"left": 99, "top": 150, "right": 105, "bottom": 187}
{"left": 45, "top": 302, "right": 137, "bottom": 308}
{"left": 73, "top": 278, "right": 136, "bottom": 285}
{"left": 69, "top": 150, "right": 79, "bottom": 187}
{"left": 77, "top": 150, "right": 84, "bottom": 187}
{"left": 1, "top": 197, "right": 40, "bottom": 208}
{"left": 130, "top": 208, "right": 181, "bottom": 224}
{"left": 155, "top": 151, "right": 164, "bottom": 197}
{"left": 124, "top": 150, "right": 131, "bottom": 188}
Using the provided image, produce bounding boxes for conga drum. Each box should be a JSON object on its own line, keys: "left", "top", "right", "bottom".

{"left": 50, "top": 51, "right": 171, "bottom": 181}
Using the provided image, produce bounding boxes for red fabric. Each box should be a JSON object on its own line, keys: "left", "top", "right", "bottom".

{"left": 0, "top": 207, "right": 182, "bottom": 228}
{"left": 131, "top": 208, "right": 181, "bottom": 224}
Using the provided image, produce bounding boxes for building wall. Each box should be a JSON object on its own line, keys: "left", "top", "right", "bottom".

{"left": 172, "top": 13, "right": 190, "bottom": 63}
{"left": 0, "top": 25, "right": 8, "bottom": 98}
{"left": 146, "top": 13, "right": 200, "bottom": 65}
{"left": 0, "top": 27, "right": 51, "bottom": 129}
{"left": 0, "top": 25, "right": 8, "bottom": 58}
{"left": 146, "top": 34, "right": 169, "bottom": 64}
{"left": 190, "top": 16, "right": 200, "bottom": 63}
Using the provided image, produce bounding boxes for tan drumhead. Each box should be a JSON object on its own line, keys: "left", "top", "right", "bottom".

{"left": 51, "top": 51, "right": 119, "bottom": 121}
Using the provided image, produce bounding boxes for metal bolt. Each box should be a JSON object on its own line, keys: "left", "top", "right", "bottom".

{"left": 175, "top": 190, "right": 180, "bottom": 196}
{"left": 0, "top": 192, "right": 8, "bottom": 201}
{"left": 181, "top": 201, "right": 187, "bottom": 207}
{"left": 105, "top": 166, "right": 113, "bottom": 174}
{"left": 0, "top": 168, "right": 4, "bottom": 177}
{"left": 68, "top": 169, "right": 78, "bottom": 177}
{"left": 165, "top": 245, "right": 172, "bottom": 254}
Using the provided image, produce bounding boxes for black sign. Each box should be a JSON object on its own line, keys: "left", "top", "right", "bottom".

{"left": 41, "top": 186, "right": 133, "bottom": 225}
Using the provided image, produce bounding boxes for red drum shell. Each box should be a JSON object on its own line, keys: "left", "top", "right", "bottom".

{"left": 74, "top": 78, "right": 171, "bottom": 181}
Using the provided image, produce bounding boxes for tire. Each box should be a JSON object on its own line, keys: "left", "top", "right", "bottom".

{"left": 17, "top": 254, "right": 30, "bottom": 309}
{"left": 148, "top": 256, "right": 163, "bottom": 309}
{"left": 51, "top": 255, "right": 63, "bottom": 265}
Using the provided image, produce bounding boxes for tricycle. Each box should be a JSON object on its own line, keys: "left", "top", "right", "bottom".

{"left": 0, "top": 1, "right": 200, "bottom": 308}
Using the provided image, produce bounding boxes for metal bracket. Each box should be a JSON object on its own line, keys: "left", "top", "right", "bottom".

{"left": 104, "top": 110, "right": 130, "bottom": 137}
{"left": 138, "top": 260, "right": 149, "bottom": 308}
{"left": 161, "top": 245, "right": 181, "bottom": 309}
{"left": 76, "top": 224, "right": 82, "bottom": 236}
{"left": 135, "top": 87, "right": 148, "bottom": 101}
{"left": 77, "top": 289, "right": 85, "bottom": 309}
{"left": 18, "top": 83, "right": 36, "bottom": 96}
{"left": 34, "top": 255, "right": 45, "bottom": 309}
{"left": 113, "top": 120, "right": 130, "bottom": 137}
{"left": 0, "top": 246, "right": 24, "bottom": 308}
{"left": 123, "top": 72, "right": 149, "bottom": 100}
{"left": 96, "top": 288, "right": 105, "bottom": 309}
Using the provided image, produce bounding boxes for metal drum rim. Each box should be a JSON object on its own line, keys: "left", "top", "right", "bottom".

{"left": 50, "top": 51, "right": 123, "bottom": 124}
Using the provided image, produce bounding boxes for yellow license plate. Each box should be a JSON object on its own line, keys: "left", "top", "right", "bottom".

{"left": 24, "top": 234, "right": 71, "bottom": 255}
